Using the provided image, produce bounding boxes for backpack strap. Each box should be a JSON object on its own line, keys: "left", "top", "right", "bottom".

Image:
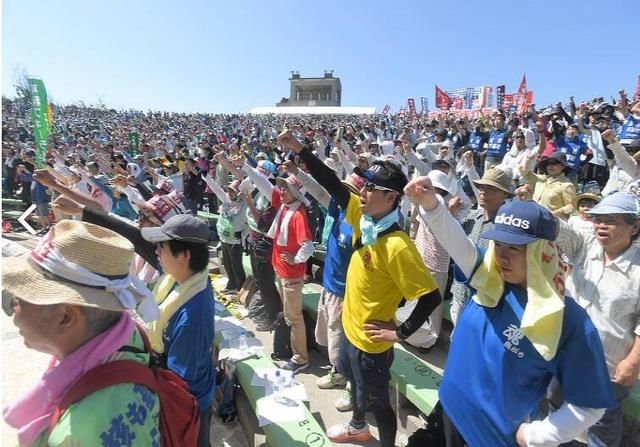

{"left": 48, "top": 326, "right": 159, "bottom": 435}
{"left": 49, "top": 360, "right": 158, "bottom": 434}
{"left": 352, "top": 222, "right": 401, "bottom": 251}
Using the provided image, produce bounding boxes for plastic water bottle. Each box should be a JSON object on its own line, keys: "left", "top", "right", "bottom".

{"left": 273, "top": 370, "right": 282, "bottom": 395}
{"left": 238, "top": 333, "right": 248, "bottom": 351}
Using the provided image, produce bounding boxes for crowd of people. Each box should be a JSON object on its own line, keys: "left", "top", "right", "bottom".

{"left": 2, "top": 88, "right": 639, "bottom": 446}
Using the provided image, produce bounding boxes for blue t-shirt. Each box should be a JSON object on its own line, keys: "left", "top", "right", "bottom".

{"left": 555, "top": 136, "right": 588, "bottom": 176}
{"left": 30, "top": 180, "right": 50, "bottom": 204}
{"left": 322, "top": 199, "right": 354, "bottom": 297}
{"left": 163, "top": 280, "right": 216, "bottom": 412}
{"left": 617, "top": 114, "right": 640, "bottom": 143}
{"left": 468, "top": 131, "right": 487, "bottom": 154}
{"left": 486, "top": 127, "right": 510, "bottom": 159}
{"left": 441, "top": 250, "right": 615, "bottom": 447}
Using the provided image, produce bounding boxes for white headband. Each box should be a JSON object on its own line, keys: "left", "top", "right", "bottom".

{"left": 30, "top": 236, "right": 160, "bottom": 323}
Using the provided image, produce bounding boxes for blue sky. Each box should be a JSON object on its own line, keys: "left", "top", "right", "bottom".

{"left": 2, "top": 0, "right": 639, "bottom": 113}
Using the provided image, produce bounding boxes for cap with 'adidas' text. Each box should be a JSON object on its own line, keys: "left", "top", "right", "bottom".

{"left": 480, "top": 200, "right": 558, "bottom": 245}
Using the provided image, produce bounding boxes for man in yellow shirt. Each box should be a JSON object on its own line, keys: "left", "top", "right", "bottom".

{"left": 278, "top": 130, "right": 441, "bottom": 447}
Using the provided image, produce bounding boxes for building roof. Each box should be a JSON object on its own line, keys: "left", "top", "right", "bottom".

{"left": 249, "top": 106, "right": 375, "bottom": 115}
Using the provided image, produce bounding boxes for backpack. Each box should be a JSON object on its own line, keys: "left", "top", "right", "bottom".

{"left": 215, "top": 358, "right": 239, "bottom": 423}
{"left": 271, "top": 312, "right": 292, "bottom": 360}
{"left": 48, "top": 328, "right": 200, "bottom": 447}
{"left": 270, "top": 310, "right": 317, "bottom": 361}
{"left": 405, "top": 402, "right": 445, "bottom": 447}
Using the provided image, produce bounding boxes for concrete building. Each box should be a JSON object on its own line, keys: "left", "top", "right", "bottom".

{"left": 276, "top": 70, "right": 342, "bottom": 107}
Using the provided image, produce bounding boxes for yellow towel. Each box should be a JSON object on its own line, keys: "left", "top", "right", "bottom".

{"left": 470, "top": 240, "right": 566, "bottom": 361}
{"left": 147, "top": 269, "right": 210, "bottom": 353}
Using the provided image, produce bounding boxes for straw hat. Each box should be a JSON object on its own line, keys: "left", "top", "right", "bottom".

{"left": 2, "top": 220, "right": 135, "bottom": 311}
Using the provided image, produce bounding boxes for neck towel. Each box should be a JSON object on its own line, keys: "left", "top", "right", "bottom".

{"left": 359, "top": 208, "right": 400, "bottom": 246}
{"left": 148, "top": 269, "right": 210, "bottom": 353}
{"left": 267, "top": 201, "right": 302, "bottom": 246}
{"left": 469, "top": 239, "right": 566, "bottom": 360}
{"left": 3, "top": 313, "right": 136, "bottom": 445}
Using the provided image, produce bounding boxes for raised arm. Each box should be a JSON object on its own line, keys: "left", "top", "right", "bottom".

{"left": 202, "top": 173, "right": 228, "bottom": 204}
{"left": 283, "top": 160, "right": 331, "bottom": 209}
{"left": 52, "top": 195, "right": 160, "bottom": 271}
{"left": 241, "top": 162, "right": 275, "bottom": 199}
{"left": 278, "top": 130, "right": 350, "bottom": 209}
{"left": 404, "top": 176, "right": 478, "bottom": 277}
{"left": 602, "top": 129, "right": 640, "bottom": 179}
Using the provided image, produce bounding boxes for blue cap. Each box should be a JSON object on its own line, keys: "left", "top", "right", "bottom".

{"left": 587, "top": 191, "right": 640, "bottom": 216}
{"left": 481, "top": 200, "right": 558, "bottom": 245}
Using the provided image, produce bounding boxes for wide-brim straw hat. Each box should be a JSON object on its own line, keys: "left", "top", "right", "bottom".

{"left": 2, "top": 220, "right": 135, "bottom": 311}
{"left": 574, "top": 192, "right": 601, "bottom": 209}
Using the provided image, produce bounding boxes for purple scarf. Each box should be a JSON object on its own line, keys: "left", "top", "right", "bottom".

{"left": 3, "top": 312, "right": 135, "bottom": 445}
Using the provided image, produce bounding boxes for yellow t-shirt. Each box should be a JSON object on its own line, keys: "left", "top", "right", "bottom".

{"left": 342, "top": 193, "right": 438, "bottom": 353}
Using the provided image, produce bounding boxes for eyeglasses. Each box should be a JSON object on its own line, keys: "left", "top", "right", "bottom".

{"left": 363, "top": 182, "right": 397, "bottom": 193}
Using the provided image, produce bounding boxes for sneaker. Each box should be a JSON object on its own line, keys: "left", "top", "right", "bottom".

{"left": 326, "top": 420, "right": 371, "bottom": 443}
{"left": 317, "top": 368, "right": 347, "bottom": 389}
{"left": 281, "top": 360, "right": 309, "bottom": 374}
{"left": 334, "top": 383, "right": 352, "bottom": 412}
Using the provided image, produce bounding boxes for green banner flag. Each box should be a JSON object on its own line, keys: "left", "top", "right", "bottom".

{"left": 28, "top": 79, "right": 49, "bottom": 168}
{"left": 128, "top": 131, "right": 140, "bottom": 156}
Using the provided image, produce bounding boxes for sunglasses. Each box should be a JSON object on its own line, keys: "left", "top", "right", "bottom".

{"left": 363, "top": 182, "right": 397, "bottom": 193}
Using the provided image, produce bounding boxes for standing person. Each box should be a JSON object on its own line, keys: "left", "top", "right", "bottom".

{"left": 267, "top": 173, "right": 314, "bottom": 373}
{"left": 497, "top": 129, "right": 539, "bottom": 186}
{"left": 556, "top": 191, "right": 640, "bottom": 446}
{"left": 3, "top": 148, "right": 19, "bottom": 197}
{"left": 202, "top": 174, "right": 247, "bottom": 293}
{"left": 483, "top": 110, "right": 513, "bottom": 172}
{"left": 399, "top": 169, "right": 455, "bottom": 350}
{"left": 520, "top": 152, "right": 577, "bottom": 220}
{"left": 219, "top": 155, "right": 283, "bottom": 331}
{"left": 183, "top": 158, "right": 205, "bottom": 215}
{"left": 568, "top": 190, "right": 601, "bottom": 237}
{"left": 278, "top": 130, "right": 441, "bottom": 447}
{"left": 555, "top": 123, "right": 588, "bottom": 184}
{"left": 405, "top": 177, "right": 615, "bottom": 447}
{"left": 448, "top": 167, "right": 513, "bottom": 325}
{"left": 16, "top": 149, "right": 36, "bottom": 206}
{"left": 283, "top": 160, "right": 363, "bottom": 410}
{"left": 2, "top": 220, "right": 161, "bottom": 446}
{"left": 31, "top": 178, "right": 52, "bottom": 232}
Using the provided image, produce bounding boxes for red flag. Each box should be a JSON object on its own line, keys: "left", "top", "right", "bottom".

{"left": 517, "top": 74, "right": 527, "bottom": 96}
{"left": 503, "top": 94, "right": 514, "bottom": 108}
{"left": 435, "top": 85, "right": 452, "bottom": 109}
